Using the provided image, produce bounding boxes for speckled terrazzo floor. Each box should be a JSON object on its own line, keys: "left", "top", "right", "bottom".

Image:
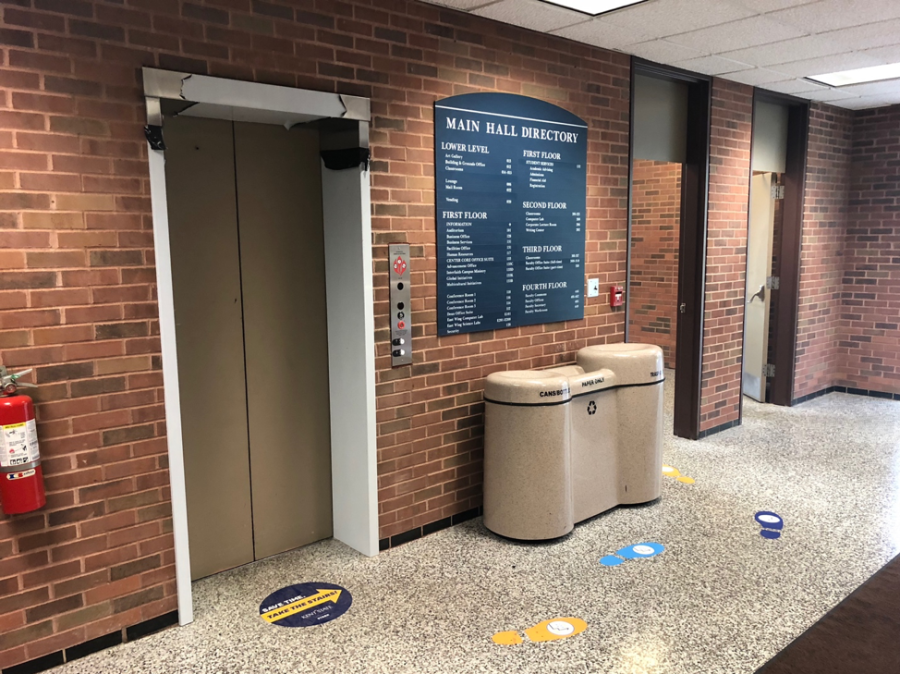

{"left": 55, "top": 374, "right": 900, "bottom": 674}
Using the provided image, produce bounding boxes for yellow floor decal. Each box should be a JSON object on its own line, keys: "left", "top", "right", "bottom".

{"left": 662, "top": 465, "right": 694, "bottom": 484}
{"left": 492, "top": 630, "right": 523, "bottom": 645}
{"left": 492, "top": 618, "right": 587, "bottom": 645}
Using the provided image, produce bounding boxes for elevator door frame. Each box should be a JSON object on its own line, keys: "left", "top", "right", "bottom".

{"left": 143, "top": 68, "right": 379, "bottom": 626}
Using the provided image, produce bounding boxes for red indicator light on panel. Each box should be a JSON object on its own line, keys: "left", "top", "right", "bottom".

{"left": 397, "top": 321, "right": 406, "bottom": 329}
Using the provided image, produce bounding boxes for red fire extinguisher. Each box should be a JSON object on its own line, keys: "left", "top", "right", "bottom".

{"left": 0, "top": 366, "right": 46, "bottom": 515}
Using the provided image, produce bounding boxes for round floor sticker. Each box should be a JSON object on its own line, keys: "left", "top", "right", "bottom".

{"left": 259, "top": 582, "right": 352, "bottom": 627}
{"left": 546, "top": 620, "right": 575, "bottom": 636}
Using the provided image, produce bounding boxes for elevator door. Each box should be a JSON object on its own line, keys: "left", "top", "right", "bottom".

{"left": 165, "top": 116, "right": 333, "bottom": 581}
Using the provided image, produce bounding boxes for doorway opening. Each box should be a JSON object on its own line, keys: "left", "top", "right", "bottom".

{"left": 630, "top": 159, "right": 682, "bottom": 371}
{"left": 627, "top": 61, "right": 711, "bottom": 440}
{"left": 742, "top": 94, "right": 809, "bottom": 407}
{"left": 143, "top": 68, "right": 378, "bottom": 624}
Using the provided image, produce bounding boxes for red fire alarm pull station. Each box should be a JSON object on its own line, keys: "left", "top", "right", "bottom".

{"left": 610, "top": 285, "right": 624, "bottom": 308}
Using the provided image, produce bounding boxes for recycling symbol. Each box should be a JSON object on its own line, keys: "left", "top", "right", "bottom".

{"left": 587, "top": 401, "right": 597, "bottom": 415}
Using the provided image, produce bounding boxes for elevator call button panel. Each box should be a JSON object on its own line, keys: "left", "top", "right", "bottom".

{"left": 390, "top": 243, "right": 412, "bottom": 367}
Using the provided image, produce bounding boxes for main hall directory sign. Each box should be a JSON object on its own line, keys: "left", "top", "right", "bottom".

{"left": 434, "top": 93, "right": 588, "bottom": 336}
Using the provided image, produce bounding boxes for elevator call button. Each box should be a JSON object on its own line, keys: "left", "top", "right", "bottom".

{"left": 389, "top": 243, "right": 412, "bottom": 367}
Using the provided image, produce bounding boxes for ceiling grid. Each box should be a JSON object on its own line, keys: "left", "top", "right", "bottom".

{"left": 422, "top": 0, "right": 900, "bottom": 109}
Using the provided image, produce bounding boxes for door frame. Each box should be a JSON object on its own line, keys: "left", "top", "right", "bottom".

{"left": 142, "top": 68, "right": 379, "bottom": 626}
{"left": 626, "top": 59, "right": 711, "bottom": 440}
{"left": 740, "top": 90, "right": 809, "bottom": 412}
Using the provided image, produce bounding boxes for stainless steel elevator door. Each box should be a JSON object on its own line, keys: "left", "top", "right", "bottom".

{"left": 165, "top": 117, "right": 255, "bottom": 580}
{"left": 165, "top": 117, "right": 332, "bottom": 580}
{"left": 234, "top": 122, "right": 333, "bottom": 560}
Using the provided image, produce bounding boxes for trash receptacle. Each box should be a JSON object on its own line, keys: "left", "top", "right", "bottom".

{"left": 577, "top": 343, "right": 665, "bottom": 508}
{"left": 483, "top": 343, "right": 664, "bottom": 540}
{"left": 483, "top": 370, "right": 573, "bottom": 541}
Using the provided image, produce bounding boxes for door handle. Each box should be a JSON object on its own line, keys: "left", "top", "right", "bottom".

{"left": 749, "top": 284, "right": 765, "bottom": 304}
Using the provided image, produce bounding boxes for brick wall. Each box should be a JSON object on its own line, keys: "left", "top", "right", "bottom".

{"left": 629, "top": 159, "right": 680, "bottom": 369}
{"left": 367, "top": 11, "right": 631, "bottom": 537}
{"left": 840, "top": 104, "right": 900, "bottom": 394}
{"left": 793, "top": 103, "right": 852, "bottom": 400}
{"left": 700, "top": 79, "right": 753, "bottom": 432}
{"left": 0, "top": 1, "right": 630, "bottom": 667}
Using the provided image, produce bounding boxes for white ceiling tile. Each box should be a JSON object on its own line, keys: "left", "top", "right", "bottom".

{"left": 804, "top": 87, "right": 864, "bottom": 101}
{"left": 723, "top": 67, "right": 795, "bottom": 85}
{"left": 776, "top": 51, "right": 882, "bottom": 77}
{"left": 624, "top": 39, "right": 705, "bottom": 63}
{"left": 666, "top": 15, "right": 805, "bottom": 53}
{"left": 835, "top": 79, "right": 900, "bottom": 97}
{"left": 550, "top": 17, "right": 653, "bottom": 49}
{"left": 860, "top": 44, "right": 900, "bottom": 65}
{"left": 839, "top": 94, "right": 900, "bottom": 109}
{"left": 472, "top": 0, "right": 588, "bottom": 32}
{"left": 419, "top": 0, "right": 501, "bottom": 9}
{"left": 768, "top": 0, "right": 900, "bottom": 34}
{"left": 672, "top": 55, "right": 754, "bottom": 76}
{"left": 761, "top": 78, "right": 830, "bottom": 94}
{"left": 731, "top": 0, "right": 817, "bottom": 12}
{"left": 596, "top": 0, "right": 757, "bottom": 39}
{"left": 718, "top": 35, "right": 838, "bottom": 68}
{"left": 819, "top": 19, "right": 900, "bottom": 52}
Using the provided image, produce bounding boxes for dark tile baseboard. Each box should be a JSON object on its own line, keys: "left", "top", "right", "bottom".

{"left": 698, "top": 417, "right": 741, "bottom": 439}
{"left": 793, "top": 385, "right": 900, "bottom": 406}
{"left": 379, "top": 506, "right": 482, "bottom": 552}
{"left": 2, "top": 610, "right": 178, "bottom": 674}
{"left": 700, "top": 385, "right": 900, "bottom": 438}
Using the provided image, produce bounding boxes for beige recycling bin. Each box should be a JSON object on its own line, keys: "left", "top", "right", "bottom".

{"left": 483, "top": 343, "right": 664, "bottom": 540}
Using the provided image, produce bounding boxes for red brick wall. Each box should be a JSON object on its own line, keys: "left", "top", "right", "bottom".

{"left": 367, "top": 14, "right": 631, "bottom": 536}
{"left": 700, "top": 79, "right": 753, "bottom": 431}
{"left": 839, "top": 104, "right": 900, "bottom": 394}
{"left": 0, "top": 1, "right": 630, "bottom": 667}
{"left": 793, "top": 103, "right": 852, "bottom": 400}
{"left": 629, "top": 159, "right": 680, "bottom": 369}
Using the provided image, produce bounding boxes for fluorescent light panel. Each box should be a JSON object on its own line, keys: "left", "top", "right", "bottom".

{"left": 541, "top": 0, "right": 647, "bottom": 17}
{"left": 808, "top": 62, "right": 900, "bottom": 87}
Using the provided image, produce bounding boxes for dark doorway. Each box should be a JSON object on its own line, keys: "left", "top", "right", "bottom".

{"left": 627, "top": 59, "right": 711, "bottom": 440}
{"left": 742, "top": 92, "right": 809, "bottom": 410}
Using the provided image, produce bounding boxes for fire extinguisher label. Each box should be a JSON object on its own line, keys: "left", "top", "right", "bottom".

{"left": 0, "top": 419, "right": 39, "bottom": 468}
{"left": 6, "top": 469, "right": 36, "bottom": 480}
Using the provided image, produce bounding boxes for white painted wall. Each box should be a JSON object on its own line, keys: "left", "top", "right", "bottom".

{"left": 752, "top": 100, "right": 789, "bottom": 174}
{"left": 146, "top": 148, "right": 194, "bottom": 626}
{"left": 321, "top": 158, "right": 379, "bottom": 557}
{"left": 634, "top": 73, "right": 689, "bottom": 164}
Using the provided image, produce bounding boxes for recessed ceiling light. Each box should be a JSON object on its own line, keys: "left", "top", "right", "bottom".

{"left": 807, "top": 62, "right": 900, "bottom": 87}
{"left": 541, "top": 0, "right": 649, "bottom": 17}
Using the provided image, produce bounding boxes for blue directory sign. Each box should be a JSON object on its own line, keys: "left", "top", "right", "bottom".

{"left": 435, "top": 93, "right": 587, "bottom": 336}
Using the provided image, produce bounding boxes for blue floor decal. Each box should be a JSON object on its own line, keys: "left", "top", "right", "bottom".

{"left": 600, "top": 542, "right": 665, "bottom": 566}
{"left": 755, "top": 511, "right": 784, "bottom": 540}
